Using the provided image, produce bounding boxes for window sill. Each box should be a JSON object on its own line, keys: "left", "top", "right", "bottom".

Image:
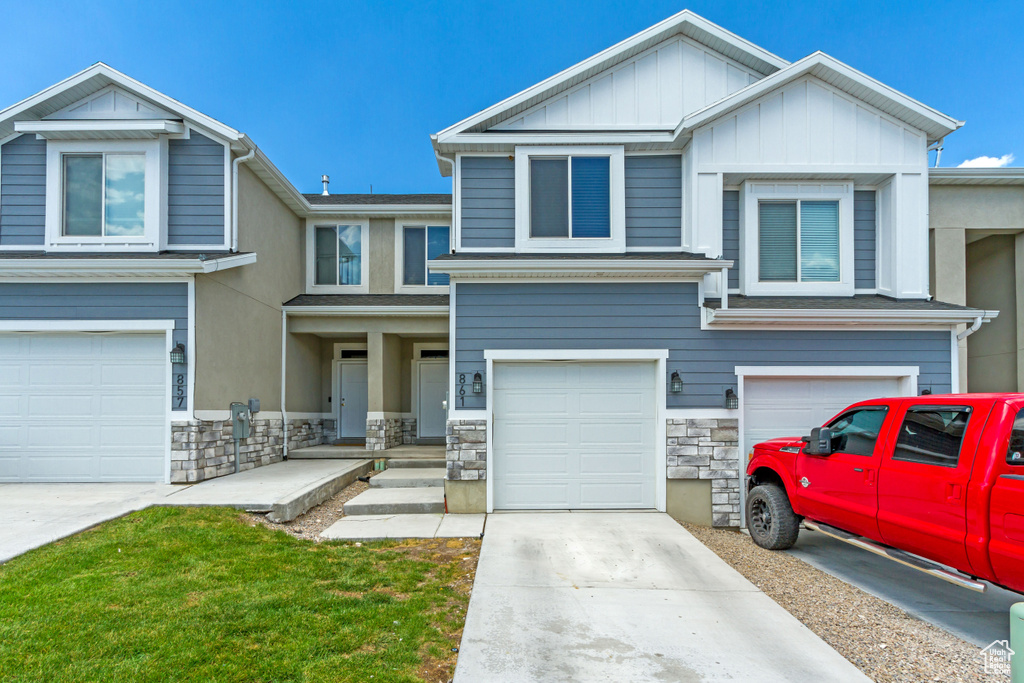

{"left": 743, "top": 281, "right": 854, "bottom": 297}
{"left": 395, "top": 284, "right": 449, "bottom": 295}
{"left": 305, "top": 284, "right": 370, "bottom": 295}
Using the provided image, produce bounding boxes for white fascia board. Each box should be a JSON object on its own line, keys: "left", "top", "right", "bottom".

{"left": 434, "top": 10, "right": 788, "bottom": 142}
{"left": 15, "top": 119, "right": 186, "bottom": 136}
{"left": 485, "top": 349, "right": 669, "bottom": 361}
{"left": 438, "top": 131, "right": 677, "bottom": 147}
{"left": 674, "top": 52, "right": 962, "bottom": 144}
{"left": 429, "top": 258, "right": 732, "bottom": 278}
{"left": 929, "top": 167, "right": 1024, "bottom": 185}
{"left": 0, "top": 253, "right": 256, "bottom": 278}
{"left": 706, "top": 307, "right": 999, "bottom": 327}
{"left": 0, "top": 319, "right": 175, "bottom": 332}
{"left": 306, "top": 205, "right": 452, "bottom": 217}
{"left": 282, "top": 306, "right": 449, "bottom": 317}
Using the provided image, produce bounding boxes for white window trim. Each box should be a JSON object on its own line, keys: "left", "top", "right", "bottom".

{"left": 394, "top": 220, "right": 451, "bottom": 294}
{"left": 45, "top": 139, "right": 164, "bottom": 252}
{"left": 305, "top": 218, "right": 370, "bottom": 294}
{"left": 739, "top": 181, "right": 855, "bottom": 297}
{"left": 514, "top": 145, "right": 626, "bottom": 253}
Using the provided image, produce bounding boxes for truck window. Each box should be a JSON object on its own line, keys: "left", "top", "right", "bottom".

{"left": 826, "top": 407, "right": 888, "bottom": 456}
{"left": 892, "top": 406, "right": 971, "bottom": 468}
{"left": 1007, "top": 409, "right": 1024, "bottom": 466}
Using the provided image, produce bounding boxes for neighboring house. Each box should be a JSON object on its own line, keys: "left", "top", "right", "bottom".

{"left": 432, "top": 10, "right": 995, "bottom": 525}
{"left": 0, "top": 63, "right": 453, "bottom": 485}
{"left": 929, "top": 168, "right": 1024, "bottom": 392}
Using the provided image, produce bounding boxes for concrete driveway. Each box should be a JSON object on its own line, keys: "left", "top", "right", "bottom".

{"left": 788, "top": 528, "right": 1022, "bottom": 647}
{"left": 455, "top": 512, "right": 869, "bottom": 683}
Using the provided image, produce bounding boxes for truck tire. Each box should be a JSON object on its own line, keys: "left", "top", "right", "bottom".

{"left": 746, "top": 484, "right": 800, "bottom": 550}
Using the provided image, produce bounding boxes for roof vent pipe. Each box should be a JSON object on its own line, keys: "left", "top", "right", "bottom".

{"left": 321, "top": 175, "right": 330, "bottom": 196}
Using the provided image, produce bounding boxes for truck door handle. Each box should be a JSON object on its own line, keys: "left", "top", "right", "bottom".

{"left": 946, "top": 483, "right": 962, "bottom": 501}
{"left": 864, "top": 469, "right": 876, "bottom": 485}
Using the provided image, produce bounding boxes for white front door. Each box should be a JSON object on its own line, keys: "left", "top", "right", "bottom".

{"left": 417, "top": 362, "right": 448, "bottom": 438}
{"left": 0, "top": 332, "right": 167, "bottom": 482}
{"left": 742, "top": 376, "right": 903, "bottom": 460}
{"left": 337, "top": 362, "right": 368, "bottom": 439}
{"left": 493, "top": 361, "right": 657, "bottom": 510}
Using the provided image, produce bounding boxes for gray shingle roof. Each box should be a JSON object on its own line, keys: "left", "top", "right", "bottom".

{"left": 434, "top": 251, "right": 715, "bottom": 261}
{"left": 703, "top": 295, "right": 976, "bottom": 311}
{"left": 284, "top": 294, "right": 449, "bottom": 307}
{"left": 304, "top": 194, "right": 452, "bottom": 206}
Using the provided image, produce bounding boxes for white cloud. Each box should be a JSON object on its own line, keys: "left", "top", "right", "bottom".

{"left": 958, "top": 154, "right": 1016, "bottom": 168}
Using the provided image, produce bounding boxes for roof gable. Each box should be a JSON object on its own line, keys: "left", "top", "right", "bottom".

{"left": 491, "top": 35, "right": 762, "bottom": 132}
{"left": 45, "top": 84, "right": 174, "bottom": 120}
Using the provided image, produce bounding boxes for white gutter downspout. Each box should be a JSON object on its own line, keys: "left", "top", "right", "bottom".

{"left": 231, "top": 145, "right": 256, "bottom": 252}
{"left": 957, "top": 315, "right": 984, "bottom": 341}
{"left": 281, "top": 308, "right": 288, "bottom": 459}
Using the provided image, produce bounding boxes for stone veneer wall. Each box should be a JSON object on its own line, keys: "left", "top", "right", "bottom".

{"left": 666, "top": 418, "right": 740, "bottom": 527}
{"left": 366, "top": 417, "right": 402, "bottom": 451}
{"left": 402, "top": 418, "right": 417, "bottom": 445}
{"left": 170, "top": 417, "right": 324, "bottom": 483}
{"left": 446, "top": 419, "right": 487, "bottom": 481}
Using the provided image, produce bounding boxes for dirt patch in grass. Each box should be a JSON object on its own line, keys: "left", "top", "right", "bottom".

{"left": 685, "top": 523, "right": 991, "bottom": 683}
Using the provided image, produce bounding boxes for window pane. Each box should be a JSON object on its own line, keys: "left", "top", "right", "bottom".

{"left": 104, "top": 154, "right": 145, "bottom": 236}
{"left": 426, "top": 226, "right": 450, "bottom": 286}
{"left": 893, "top": 407, "right": 971, "bottom": 468}
{"left": 314, "top": 227, "right": 338, "bottom": 285}
{"left": 570, "top": 157, "right": 610, "bottom": 238}
{"left": 403, "top": 227, "right": 426, "bottom": 285}
{"left": 530, "top": 158, "right": 569, "bottom": 237}
{"left": 759, "top": 202, "right": 797, "bottom": 281}
{"left": 63, "top": 155, "right": 103, "bottom": 236}
{"left": 800, "top": 201, "right": 840, "bottom": 282}
{"left": 337, "top": 225, "right": 362, "bottom": 285}
{"left": 1007, "top": 409, "right": 1024, "bottom": 465}
{"left": 827, "top": 408, "right": 887, "bottom": 456}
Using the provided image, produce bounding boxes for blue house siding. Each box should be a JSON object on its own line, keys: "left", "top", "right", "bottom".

{"left": 854, "top": 190, "right": 877, "bottom": 289}
{"left": 625, "top": 155, "right": 682, "bottom": 248}
{"left": 453, "top": 281, "right": 951, "bottom": 410}
{"left": 0, "top": 135, "right": 46, "bottom": 247}
{"left": 460, "top": 156, "right": 515, "bottom": 249}
{"left": 722, "top": 190, "right": 740, "bottom": 288}
{"left": 0, "top": 282, "right": 189, "bottom": 410}
{"left": 167, "top": 131, "right": 226, "bottom": 245}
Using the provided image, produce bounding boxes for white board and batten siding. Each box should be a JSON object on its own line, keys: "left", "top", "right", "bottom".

{"left": 492, "top": 361, "right": 657, "bottom": 510}
{"left": 492, "top": 37, "right": 762, "bottom": 131}
{"left": 686, "top": 75, "right": 930, "bottom": 299}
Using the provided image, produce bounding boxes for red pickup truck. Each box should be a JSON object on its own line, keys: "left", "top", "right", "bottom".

{"left": 745, "top": 393, "right": 1024, "bottom": 594}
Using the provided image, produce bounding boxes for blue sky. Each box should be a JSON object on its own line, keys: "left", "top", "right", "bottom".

{"left": 1, "top": 1, "right": 1020, "bottom": 194}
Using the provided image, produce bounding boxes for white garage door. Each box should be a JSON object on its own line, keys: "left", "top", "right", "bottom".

{"left": 493, "top": 361, "right": 657, "bottom": 510}
{"left": 0, "top": 333, "right": 167, "bottom": 482}
{"left": 743, "top": 376, "right": 903, "bottom": 462}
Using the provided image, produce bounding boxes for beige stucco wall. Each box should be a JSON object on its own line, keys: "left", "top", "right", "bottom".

{"left": 368, "top": 218, "right": 396, "bottom": 294}
{"left": 195, "top": 163, "right": 320, "bottom": 412}
{"left": 930, "top": 186, "right": 1024, "bottom": 230}
{"left": 966, "top": 234, "right": 1018, "bottom": 392}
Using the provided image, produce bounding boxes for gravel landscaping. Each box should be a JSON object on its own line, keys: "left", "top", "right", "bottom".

{"left": 685, "top": 523, "right": 995, "bottom": 683}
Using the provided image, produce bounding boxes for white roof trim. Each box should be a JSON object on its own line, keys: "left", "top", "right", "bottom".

{"left": 306, "top": 205, "right": 452, "bottom": 217}
{"left": 929, "top": 167, "right": 1024, "bottom": 185}
{"left": 706, "top": 306, "right": 997, "bottom": 327}
{"left": 433, "top": 10, "right": 787, "bottom": 147}
{"left": 430, "top": 258, "right": 731, "bottom": 279}
{"left": 675, "top": 52, "right": 962, "bottom": 143}
{"left": 0, "top": 252, "right": 256, "bottom": 278}
{"left": 282, "top": 305, "right": 449, "bottom": 316}
{"left": 15, "top": 119, "right": 186, "bottom": 138}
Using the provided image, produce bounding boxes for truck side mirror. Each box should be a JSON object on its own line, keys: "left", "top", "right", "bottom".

{"left": 801, "top": 427, "right": 833, "bottom": 455}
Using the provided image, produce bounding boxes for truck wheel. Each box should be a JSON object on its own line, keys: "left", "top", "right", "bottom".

{"left": 746, "top": 484, "right": 800, "bottom": 550}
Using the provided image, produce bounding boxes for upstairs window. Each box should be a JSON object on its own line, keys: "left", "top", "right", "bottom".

{"left": 759, "top": 200, "right": 840, "bottom": 283}
{"left": 63, "top": 153, "right": 146, "bottom": 237}
{"left": 314, "top": 224, "right": 363, "bottom": 286}
{"left": 530, "top": 157, "right": 610, "bottom": 239}
{"left": 402, "top": 225, "right": 450, "bottom": 286}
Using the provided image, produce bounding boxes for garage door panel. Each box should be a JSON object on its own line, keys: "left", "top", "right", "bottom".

{"left": 0, "top": 332, "right": 166, "bottom": 482}
{"left": 580, "top": 452, "right": 646, "bottom": 475}
{"left": 579, "top": 391, "right": 646, "bottom": 416}
{"left": 494, "top": 364, "right": 569, "bottom": 389}
{"left": 579, "top": 482, "right": 647, "bottom": 507}
{"left": 578, "top": 362, "right": 650, "bottom": 386}
{"left": 501, "top": 421, "right": 570, "bottom": 445}
{"left": 580, "top": 420, "right": 653, "bottom": 446}
{"left": 501, "top": 451, "right": 569, "bottom": 475}
{"left": 500, "top": 392, "right": 569, "bottom": 417}
{"left": 501, "top": 482, "right": 570, "bottom": 508}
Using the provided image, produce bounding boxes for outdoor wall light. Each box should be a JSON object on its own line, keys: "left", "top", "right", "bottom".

{"left": 921, "top": 388, "right": 932, "bottom": 395}
{"left": 472, "top": 372, "right": 483, "bottom": 394}
{"left": 725, "top": 388, "right": 739, "bottom": 409}
{"left": 670, "top": 371, "right": 683, "bottom": 394}
{"left": 169, "top": 342, "right": 186, "bottom": 365}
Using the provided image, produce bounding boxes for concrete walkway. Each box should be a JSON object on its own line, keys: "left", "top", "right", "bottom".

{"left": 455, "top": 512, "right": 869, "bottom": 683}
{"left": 788, "top": 528, "right": 1022, "bottom": 647}
{"left": 0, "top": 459, "right": 370, "bottom": 564}
{"left": 321, "top": 513, "right": 485, "bottom": 540}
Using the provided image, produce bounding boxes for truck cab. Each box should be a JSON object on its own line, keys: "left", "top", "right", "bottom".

{"left": 746, "top": 393, "right": 1024, "bottom": 594}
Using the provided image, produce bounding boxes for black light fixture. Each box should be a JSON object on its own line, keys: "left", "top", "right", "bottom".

{"left": 921, "top": 388, "right": 932, "bottom": 395}
{"left": 725, "top": 388, "right": 739, "bottom": 409}
{"left": 169, "top": 342, "right": 186, "bottom": 365}
{"left": 670, "top": 371, "right": 683, "bottom": 394}
{"left": 472, "top": 372, "right": 483, "bottom": 394}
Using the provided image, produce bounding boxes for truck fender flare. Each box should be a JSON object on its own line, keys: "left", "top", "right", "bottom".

{"left": 747, "top": 457, "right": 799, "bottom": 512}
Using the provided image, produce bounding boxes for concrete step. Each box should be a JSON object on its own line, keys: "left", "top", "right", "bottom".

{"left": 387, "top": 458, "right": 446, "bottom": 469}
{"left": 370, "top": 468, "right": 445, "bottom": 489}
{"left": 320, "top": 513, "right": 486, "bottom": 541}
{"left": 343, "top": 487, "right": 445, "bottom": 515}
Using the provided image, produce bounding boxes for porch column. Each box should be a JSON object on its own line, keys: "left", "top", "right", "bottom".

{"left": 1016, "top": 232, "right": 1024, "bottom": 392}
{"left": 933, "top": 227, "right": 967, "bottom": 390}
{"left": 366, "top": 332, "right": 402, "bottom": 450}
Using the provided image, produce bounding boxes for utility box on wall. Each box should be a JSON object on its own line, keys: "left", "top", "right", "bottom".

{"left": 230, "top": 402, "right": 251, "bottom": 439}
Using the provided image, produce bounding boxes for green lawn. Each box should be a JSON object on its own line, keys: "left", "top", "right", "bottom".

{"left": 0, "top": 507, "right": 478, "bottom": 683}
